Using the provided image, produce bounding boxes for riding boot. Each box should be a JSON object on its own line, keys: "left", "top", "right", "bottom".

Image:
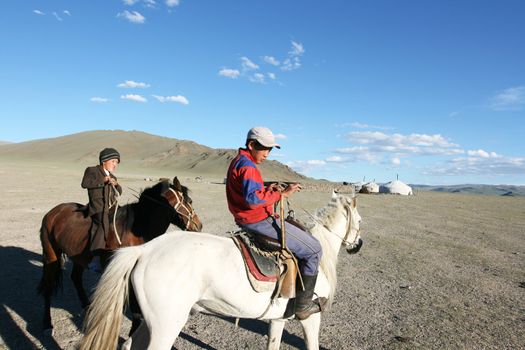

{"left": 295, "top": 274, "right": 328, "bottom": 320}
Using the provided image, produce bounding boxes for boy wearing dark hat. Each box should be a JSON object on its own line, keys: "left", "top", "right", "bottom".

{"left": 81, "top": 148, "right": 122, "bottom": 269}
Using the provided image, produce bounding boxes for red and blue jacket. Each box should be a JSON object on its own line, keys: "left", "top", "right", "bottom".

{"left": 226, "top": 149, "right": 281, "bottom": 225}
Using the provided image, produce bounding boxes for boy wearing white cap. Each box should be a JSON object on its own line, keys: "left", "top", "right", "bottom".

{"left": 226, "top": 127, "right": 325, "bottom": 320}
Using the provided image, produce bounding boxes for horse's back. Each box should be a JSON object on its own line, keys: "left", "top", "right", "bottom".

{"left": 133, "top": 231, "right": 242, "bottom": 288}
{"left": 41, "top": 202, "right": 91, "bottom": 258}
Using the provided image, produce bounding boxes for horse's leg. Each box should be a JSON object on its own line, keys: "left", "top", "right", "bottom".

{"left": 42, "top": 279, "right": 53, "bottom": 333}
{"left": 267, "top": 319, "right": 287, "bottom": 350}
{"left": 299, "top": 313, "right": 321, "bottom": 350}
{"left": 128, "top": 283, "right": 143, "bottom": 336}
{"left": 141, "top": 293, "right": 195, "bottom": 350}
{"left": 38, "top": 260, "right": 62, "bottom": 331}
{"left": 71, "top": 262, "right": 90, "bottom": 309}
{"left": 121, "top": 320, "right": 150, "bottom": 350}
{"left": 146, "top": 310, "right": 191, "bottom": 350}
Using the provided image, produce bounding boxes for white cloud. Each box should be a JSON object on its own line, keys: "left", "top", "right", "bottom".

{"left": 391, "top": 157, "right": 401, "bottom": 166}
{"left": 90, "top": 97, "right": 109, "bottom": 103}
{"left": 144, "top": 0, "right": 157, "bottom": 8}
{"left": 423, "top": 155, "right": 525, "bottom": 177}
{"left": 290, "top": 41, "right": 305, "bottom": 56}
{"left": 326, "top": 156, "right": 347, "bottom": 163}
{"left": 281, "top": 41, "right": 304, "bottom": 71}
{"left": 218, "top": 68, "right": 240, "bottom": 79}
{"left": 466, "top": 149, "right": 500, "bottom": 158}
{"left": 281, "top": 57, "right": 301, "bottom": 71}
{"left": 267, "top": 72, "right": 276, "bottom": 80}
{"left": 274, "top": 133, "right": 287, "bottom": 140}
{"left": 34, "top": 10, "right": 45, "bottom": 15}
{"left": 123, "top": 0, "right": 140, "bottom": 5}
{"left": 249, "top": 73, "right": 265, "bottom": 84}
{"left": 117, "top": 80, "right": 150, "bottom": 88}
{"left": 166, "top": 0, "right": 180, "bottom": 7}
{"left": 241, "top": 56, "right": 259, "bottom": 71}
{"left": 117, "top": 10, "right": 146, "bottom": 24}
{"left": 346, "top": 131, "right": 459, "bottom": 151}
{"left": 333, "top": 131, "right": 465, "bottom": 166}
{"left": 152, "top": 94, "right": 189, "bottom": 105}
{"left": 490, "top": 86, "right": 525, "bottom": 111}
{"left": 53, "top": 12, "right": 63, "bottom": 21}
{"left": 262, "top": 56, "right": 280, "bottom": 66}
{"left": 287, "top": 159, "right": 326, "bottom": 174}
{"left": 121, "top": 94, "right": 147, "bottom": 102}
{"left": 63, "top": 10, "right": 71, "bottom": 16}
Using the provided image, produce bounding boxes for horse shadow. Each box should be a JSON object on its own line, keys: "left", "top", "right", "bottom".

{"left": 0, "top": 245, "right": 95, "bottom": 350}
{"left": 222, "top": 316, "right": 330, "bottom": 350}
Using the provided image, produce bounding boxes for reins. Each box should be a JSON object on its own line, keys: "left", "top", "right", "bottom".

{"left": 109, "top": 183, "right": 122, "bottom": 246}
{"left": 109, "top": 183, "right": 197, "bottom": 247}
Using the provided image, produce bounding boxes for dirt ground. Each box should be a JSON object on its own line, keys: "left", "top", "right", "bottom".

{"left": 1, "top": 162, "right": 524, "bottom": 349}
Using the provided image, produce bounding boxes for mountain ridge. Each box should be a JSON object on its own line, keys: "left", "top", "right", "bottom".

{"left": 0, "top": 129, "right": 308, "bottom": 181}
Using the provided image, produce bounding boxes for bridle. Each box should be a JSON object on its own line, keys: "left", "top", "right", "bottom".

{"left": 300, "top": 197, "right": 360, "bottom": 247}
{"left": 162, "top": 187, "right": 198, "bottom": 231}
{"left": 340, "top": 203, "right": 361, "bottom": 247}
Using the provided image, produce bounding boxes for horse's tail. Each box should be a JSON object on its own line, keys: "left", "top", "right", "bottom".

{"left": 37, "top": 221, "right": 64, "bottom": 297}
{"left": 80, "top": 245, "right": 143, "bottom": 350}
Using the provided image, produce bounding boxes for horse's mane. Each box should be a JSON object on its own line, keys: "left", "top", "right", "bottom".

{"left": 115, "top": 180, "right": 190, "bottom": 231}
{"left": 308, "top": 196, "right": 344, "bottom": 307}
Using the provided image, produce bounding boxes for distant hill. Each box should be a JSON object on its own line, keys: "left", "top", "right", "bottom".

{"left": 0, "top": 141, "right": 12, "bottom": 145}
{"left": 411, "top": 184, "right": 525, "bottom": 196}
{"left": 0, "top": 130, "right": 308, "bottom": 181}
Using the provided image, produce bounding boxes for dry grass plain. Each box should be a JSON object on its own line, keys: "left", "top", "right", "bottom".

{"left": 0, "top": 161, "right": 524, "bottom": 349}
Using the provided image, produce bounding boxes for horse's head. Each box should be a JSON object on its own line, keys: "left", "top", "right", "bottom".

{"left": 161, "top": 177, "right": 203, "bottom": 232}
{"left": 331, "top": 191, "right": 363, "bottom": 254}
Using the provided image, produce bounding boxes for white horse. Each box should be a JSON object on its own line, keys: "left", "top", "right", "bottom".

{"left": 80, "top": 191, "right": 362, "bottom": 350}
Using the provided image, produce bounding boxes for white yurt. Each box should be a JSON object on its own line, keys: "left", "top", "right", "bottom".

{"left": 359, "top": 182, "right": 379, "bottom": 194}
{"left": 379, "top": 180, "right": 413, "bottom": 195}
{"left": 351, "top": 181, "right": 364, "bottom": 192}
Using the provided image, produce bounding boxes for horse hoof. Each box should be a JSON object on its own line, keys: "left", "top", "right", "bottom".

{"left": 43, "top": 327, "right": 54, "bottom": 337}
{"left": 120, "top": 337, "right": 132, "bottom": 350}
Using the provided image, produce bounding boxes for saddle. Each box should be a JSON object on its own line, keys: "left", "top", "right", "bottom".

{"left": 232, "top": 218, "right": 308, "bottom": 299}
{"left": 76, "top": 204, "right": 90, "bottom": 218}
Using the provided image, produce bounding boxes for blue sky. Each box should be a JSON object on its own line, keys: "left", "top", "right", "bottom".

{"left": 1, "top": 1, "right": 524, "bottom": 185}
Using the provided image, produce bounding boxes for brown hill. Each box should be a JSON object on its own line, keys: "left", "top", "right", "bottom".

{"left": 0, "top": 130, "right": 308, "bottom": 181}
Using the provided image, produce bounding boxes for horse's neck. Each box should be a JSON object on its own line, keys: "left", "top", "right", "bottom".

{"left": 312, "top": 217, "right": 346, "bottom": 257}
{"left": 128, "top": 203, "right": 171, "bottom": 240}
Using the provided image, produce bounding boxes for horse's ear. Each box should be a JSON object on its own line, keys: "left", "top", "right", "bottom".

{"left": 331, "top": 190, "right": 338, "bottom": 199}
{"left": 173, "top": 177, "right": 182, "bottom": 191}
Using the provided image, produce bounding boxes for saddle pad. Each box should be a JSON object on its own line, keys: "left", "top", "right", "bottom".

{"left": 232, "top": 235, "right": 279, "bottom": 293}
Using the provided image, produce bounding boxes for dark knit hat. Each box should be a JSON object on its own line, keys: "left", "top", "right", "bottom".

{"left": 99, "top": 148, "right": 120, "bottom": 164}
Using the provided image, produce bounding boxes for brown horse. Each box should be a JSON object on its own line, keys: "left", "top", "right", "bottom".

{"left": 37, "top": 177, "right": 202, "bottom": 332}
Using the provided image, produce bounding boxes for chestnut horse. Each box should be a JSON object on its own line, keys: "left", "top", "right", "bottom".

{"left": 37, "top": 177, "right": 202, "bottom": 332}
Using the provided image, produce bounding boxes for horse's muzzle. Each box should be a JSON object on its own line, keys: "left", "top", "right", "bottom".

{"left": 346, "top": 238, "right": 363, "bottom": 254}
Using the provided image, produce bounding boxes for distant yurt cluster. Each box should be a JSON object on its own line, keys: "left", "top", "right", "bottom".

{"left": 346, "top": 178, "right": 413, "bottom": 195}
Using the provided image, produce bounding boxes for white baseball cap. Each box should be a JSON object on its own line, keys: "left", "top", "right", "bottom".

{"left": 246, "top": 126, "right": 281, "bottom": 149}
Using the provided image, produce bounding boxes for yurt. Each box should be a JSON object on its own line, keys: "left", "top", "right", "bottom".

{"left": 359, "top": 182, "right": 379, "bottom": 194}
{"left": 351, "top": 181, "right": 364, "bottom": 192}
{"left": 379, "top": 180, "right": 413, "bottom": 195}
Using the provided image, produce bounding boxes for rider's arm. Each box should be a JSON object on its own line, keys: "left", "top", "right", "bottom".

{"left": 240, "top": 166, "right": 281, "bottom": 209}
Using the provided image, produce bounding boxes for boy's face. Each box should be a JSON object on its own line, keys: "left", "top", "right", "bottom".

{"left": 247, "top": 141, "right": 272, "bottom": 164}
{"left": 103, "top": 158, "right": 119, "bottom": 172}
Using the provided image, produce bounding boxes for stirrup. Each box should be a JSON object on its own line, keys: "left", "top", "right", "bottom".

{"left": 295, "top": 297, "right": 328, "bottom": 320}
